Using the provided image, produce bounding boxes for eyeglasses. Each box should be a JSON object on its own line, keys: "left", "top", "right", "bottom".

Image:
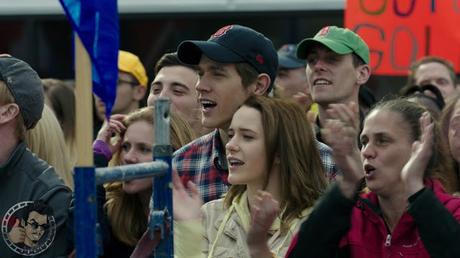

{"left": 117, "top": 79, "right": 137, "bottom": 86}
{"left": 26, "top": 220, "right": 49, "bottom": 231}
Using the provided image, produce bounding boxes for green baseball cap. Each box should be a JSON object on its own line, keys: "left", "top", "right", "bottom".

{"left": 296, "top": 26, "right": 370, "bottom": 64}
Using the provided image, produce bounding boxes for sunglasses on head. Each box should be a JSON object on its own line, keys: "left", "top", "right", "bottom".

{"left": 404, "top": 84, "right": 445, "bottom": 109}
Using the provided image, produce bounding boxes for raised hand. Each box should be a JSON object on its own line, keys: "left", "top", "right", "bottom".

{"left": 172, "top": 170, "right": 202, "bottom": 221}
{"left": 292, "top": 91, "right": 313, "bottom": 112}
{"left": 8, "top": 219, "right": 25, "bottom": 244}
{"left": 96, "top": 114, "right": 126, "bottom": 154}
{"left": 322, "top": 102, "right": 363, "bottom": 198}
{"left": 247, "top": 191, "right": 280, "bottom": 258}
{"left": 401, "top": 112, "right": 434, "bottom": 196}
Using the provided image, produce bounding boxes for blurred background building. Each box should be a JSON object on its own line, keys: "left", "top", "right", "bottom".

{"left": 0, "top": 0, "right": 403, "bottom": 98}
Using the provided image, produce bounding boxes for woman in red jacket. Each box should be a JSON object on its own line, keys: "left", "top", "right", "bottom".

{"left": 285, "top": 99, "right": 460, "bottom": 258}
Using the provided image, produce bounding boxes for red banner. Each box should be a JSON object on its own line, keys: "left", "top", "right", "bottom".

{"left": 345, "top": 0, "right": 460, "bottom": 76}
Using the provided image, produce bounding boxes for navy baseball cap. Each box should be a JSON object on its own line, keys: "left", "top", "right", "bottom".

{"left": 177, "top": 25, "right": 278, "bottom": 91}
{"left": 0, "top": 55, "right": 44, "bottom": 129}
{"left": 277, "top": 44, "right": 306, "bottom": 69}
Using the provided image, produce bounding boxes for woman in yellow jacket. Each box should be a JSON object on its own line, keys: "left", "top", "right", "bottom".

{"left": 173, "top": 96, "right": 328, "bottom": 258}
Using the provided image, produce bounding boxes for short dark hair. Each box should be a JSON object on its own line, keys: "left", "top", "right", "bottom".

{"left": 234, "top": 62, "right": 260, "bottom": 89}
{"left": 154, "top": 52, "right": 197, "bottom": 75}
{"left": 235, "top": 62, "right": 275, "bottom": 95}
{"left": 23, "top": 201, "right": 53, "bottom": 222}
{"left": 352, "top": 53, "right": 366, "bottom": 67}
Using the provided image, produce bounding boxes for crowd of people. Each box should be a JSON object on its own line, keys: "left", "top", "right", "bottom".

{"left": 0, "top": 22, "right": 459, "bottom": 258}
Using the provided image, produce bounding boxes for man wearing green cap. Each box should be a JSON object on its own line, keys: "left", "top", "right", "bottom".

{"left": 296, "top": 26, "right": 371, "bottom": 143}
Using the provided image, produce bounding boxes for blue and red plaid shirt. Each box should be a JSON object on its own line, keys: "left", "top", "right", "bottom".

{"left": 173, "top": 129, "right": 228, "bottom": 203}
{"left": 173, "top": 129, "right": 337, "bottom": 203}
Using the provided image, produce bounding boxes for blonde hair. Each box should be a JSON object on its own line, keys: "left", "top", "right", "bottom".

{"left": 0, "top": 81, "right": 11, "bottom": 104}
{"left": 224, "top": 96, "right": 327, "bottom": 234}
{"left": 24, "top": 105, "right": 74, "bottom": 189}
{"left": 0, "top": 81, "right": 26, "bottom": 140}
{"left": 105, "top": 107, "right": 195, "bottom": 246}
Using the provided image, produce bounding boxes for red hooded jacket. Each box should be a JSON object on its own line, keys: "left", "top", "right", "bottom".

{"left": 286, "top": 180, "right": 460, "bottom": 258}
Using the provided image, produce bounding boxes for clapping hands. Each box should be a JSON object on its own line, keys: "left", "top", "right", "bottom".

{"left": 247, "top": 191, "right": 280, "bottom": 258}
{"left": 401, "top": 112, "right": 434, "bottom": 196}
{"left": 172, "top": 171, "right": 203, "bottom": 221}
{"left": 322, "top": 102, "right": 364, "bottom": 198}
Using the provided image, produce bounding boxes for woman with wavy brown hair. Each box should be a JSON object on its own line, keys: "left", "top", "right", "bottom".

{"left": 173, "top": 96, "right": 327, "bottom": 258}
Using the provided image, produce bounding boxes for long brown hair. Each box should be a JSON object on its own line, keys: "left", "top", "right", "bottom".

{"left": 42, "top": 79, "right": 77, "bottom": 162}
{"left": 224, "top": 96, "right": 327, "bottom": 233}
{"left": 105, "top": 106, "right": 195, "bottom": 246}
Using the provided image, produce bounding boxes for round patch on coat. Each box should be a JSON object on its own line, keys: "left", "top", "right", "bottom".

{"left": 1, "top": 201, "right": 56, "bottom": 256}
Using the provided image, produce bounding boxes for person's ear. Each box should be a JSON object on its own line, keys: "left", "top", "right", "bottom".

{"left": 0, "top": 103, "right": 20, "bottom": 125}
{"left": 253, "top": 74, "right": 271, "bottom": 95}
{"left": 356, "top": 64, "right": 371, "bottom": 85}
{"left": 132, "top": 85, "right": 147, "bottom": 101}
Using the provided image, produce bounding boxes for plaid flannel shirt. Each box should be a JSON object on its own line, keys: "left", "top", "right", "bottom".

{"left": 173, "top": 129, "right": 228, "bottom": 203}
{"left": 173, "top": 129, "right": 337, "bottom": 203}
{"left": 316, "top": 140, "right": 338, "bottom": 181}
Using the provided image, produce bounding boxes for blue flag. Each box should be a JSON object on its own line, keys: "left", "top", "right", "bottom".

{"left": 59, "top": 0, "right": 119, "bottom": 117}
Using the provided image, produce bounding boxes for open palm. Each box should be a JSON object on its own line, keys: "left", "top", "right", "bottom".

{"left": 401, "top": 112, "right": 434, "bottom": 195}
{"left": 172, "top": 170, "right": 203, "bottom": 221}
{"left": 323, "top": 102, "right": 363, "bottom": 185}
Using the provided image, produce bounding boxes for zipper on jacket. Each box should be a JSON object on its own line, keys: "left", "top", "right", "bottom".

{"left": 381, "top": 213, "right": 392, "bottom": 247}
{"left": 384, "top": 234, "right": 391, "bottom": 247}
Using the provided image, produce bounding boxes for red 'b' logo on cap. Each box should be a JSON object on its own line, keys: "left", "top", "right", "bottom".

{"left": 318, "top": 26, "right": 330, "bottom": 37}
{"left": 256, "top": 54, "right": 264, "bottom": 64}
{"left": 211, "top": 25, "right": 233, "bottom": 39}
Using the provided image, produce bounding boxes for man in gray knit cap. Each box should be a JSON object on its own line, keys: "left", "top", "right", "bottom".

{"left": 0, "top": 55, "right": 72, "bottom": 257}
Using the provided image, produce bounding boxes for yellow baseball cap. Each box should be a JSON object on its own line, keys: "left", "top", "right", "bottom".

{"left": 118, "top": 50, "right": 148, "bottom": 87}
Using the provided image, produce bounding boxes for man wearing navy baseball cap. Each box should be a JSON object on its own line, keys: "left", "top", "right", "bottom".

{"left": 173, "top": 24, "right": 279, "bottom": 203}
{"left": 0, "top": 55, "right": 72, "bottom": 256}
{"left": 177, "top": 24, "right": 278, "bottom": 93}
{"left": 172, "top": 25, "right": 277, "bottom": 257}
{"left": 170, "top": 24, "right": 336, "bottom": 258}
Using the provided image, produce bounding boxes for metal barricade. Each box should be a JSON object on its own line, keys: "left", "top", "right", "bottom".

{"left": 74, "top": 99, "right": 173, "bottom": 258}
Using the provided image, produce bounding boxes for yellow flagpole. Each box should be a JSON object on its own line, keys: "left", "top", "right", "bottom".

{"left": 74, "top": 34, "right": 93, "bottom": 166}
